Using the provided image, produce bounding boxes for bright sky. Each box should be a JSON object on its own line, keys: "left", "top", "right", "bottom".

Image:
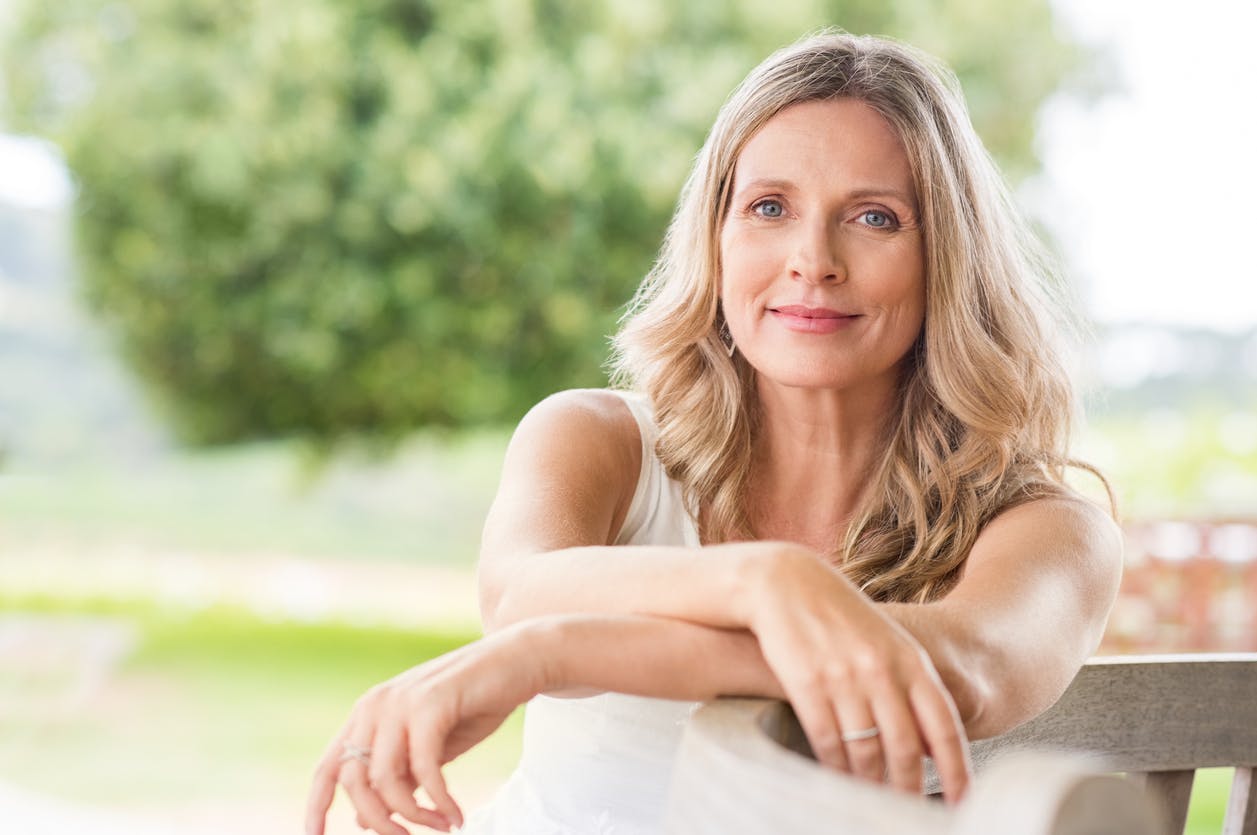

{"left": 2, "top": 1, "right": 1255, "bottom": 332}
{"left": 1036, "top": 0, "right": 1257, "bottom": 332}
{"left": 0, "top": 133, "right": 72, "bottom": 210}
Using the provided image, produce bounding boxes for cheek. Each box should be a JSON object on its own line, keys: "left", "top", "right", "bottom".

{"left": 718, "top": 233, "right": 751, "bottom": 306}
{"left": 896, "top": 278, "right": 926, "bottom": 339}
{"left": 719, "top": 230, "right": 779, "bottom": 294}
{"left": 861, "top": 247, "right": 925, "bottom": 344}
{"left": 877, "top": 244, "right": 925, "bottom": 310}
{"left": 900, "top": 273, "right": 927, "bottom": 347}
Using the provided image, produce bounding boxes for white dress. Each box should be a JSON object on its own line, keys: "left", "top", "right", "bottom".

{"left": 461, "top": 390, "right": 703, "bottom": 834}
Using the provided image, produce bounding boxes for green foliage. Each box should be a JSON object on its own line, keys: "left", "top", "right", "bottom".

{"left": 1, "top": 0, "right": 1084, "bottom": 443}
{"left": 1080, "top": 407, "right": 1257, "bottom": 520}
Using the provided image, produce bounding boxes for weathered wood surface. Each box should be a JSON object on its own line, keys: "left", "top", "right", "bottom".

{"left": 1225, "top": 768, "right": 1257, "bottom": 835}
{"left": 1129, "top": 770, "right": 1194, "bottom": 835}
{"left": 666, "top": 655, "right": 1257, "bottom": 834}
{"left": 968, "top": 655, "right": 1257, "bottom": 774}
{"left": 664, "top": 698, "right": 1159, "bottom": 835}
{"left": 964, "top": 654, "right": 1257, "bottom": 835}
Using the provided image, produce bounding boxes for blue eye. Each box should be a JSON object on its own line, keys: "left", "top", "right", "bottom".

{"left": 753, "top": 199, "right": 784, "bottom": 218}
{"left": 861, "top": 210, "right": 895, "bottom": 228}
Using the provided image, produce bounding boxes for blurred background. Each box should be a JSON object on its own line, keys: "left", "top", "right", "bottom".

{"left": 0, "top": 0, "right": 1253, "bottom": 833}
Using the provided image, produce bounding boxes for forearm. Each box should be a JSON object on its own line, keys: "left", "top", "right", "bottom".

{"left": 483, "top": 542, "right": 772, "bottom": 634}
{"left": 882, "top": 599, "right": 1081, "bottom": 740}
{"left": 491, "top": 548, "right": 986, "bottom": 721}
{"left": 524, "top": 612, "right": 786, "bottom": 702}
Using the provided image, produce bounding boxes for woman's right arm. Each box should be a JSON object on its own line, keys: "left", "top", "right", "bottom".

{"left": 478, "top": 389, "right": 769, "bottom": 635}
{"left": 477, "top": 389, "right": 793, "bottom": 702}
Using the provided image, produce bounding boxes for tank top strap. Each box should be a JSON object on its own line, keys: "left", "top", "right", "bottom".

{"left": 607, "top": 390, "right": 700, "bottom": 547}
{"left": 613, "top": 389, "right": 659, "bottom": 448}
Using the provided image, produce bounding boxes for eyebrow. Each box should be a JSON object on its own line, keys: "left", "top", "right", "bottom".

{"left": 734, "top": 177, "right": 917, "bottom": 207}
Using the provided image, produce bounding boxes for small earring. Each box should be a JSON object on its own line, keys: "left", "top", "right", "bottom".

{"left": 718, "top": 320, "right": 736, "bottom": 358}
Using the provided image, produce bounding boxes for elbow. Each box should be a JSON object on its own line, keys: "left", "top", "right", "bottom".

{"left": 477, "top": 573, "right": 511, "bottom": 634}
{"left": 479, "top": 567, "right": 539, "bottom": 633}
{"left": 957, "top": 650, "right": 1082, "bottom": 741}
{"left": 941, "top": 659, "right": 996, "bottom": 737}
{"left": 913, "top": 617, "right": 996, "bottom": 736}
{"left": 927, "top": 629, "right": 1026, "bottom": 740}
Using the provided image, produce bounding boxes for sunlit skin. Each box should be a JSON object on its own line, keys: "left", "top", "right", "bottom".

{"left": 719, "top": 98, "right": 926, "bottom": 548}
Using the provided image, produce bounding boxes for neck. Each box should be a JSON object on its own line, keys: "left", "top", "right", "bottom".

{"left": 746, "top": 376, "right": 899, "bottom": 547}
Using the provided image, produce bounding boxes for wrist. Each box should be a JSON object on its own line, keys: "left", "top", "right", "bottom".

{"left": 512, "top": 615, "right": 579, "bottom": 694}
{"left": 728, "top": 541, "right": 810, "bottom": 628}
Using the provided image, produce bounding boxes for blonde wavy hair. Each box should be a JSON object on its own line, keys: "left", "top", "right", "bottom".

{"left": 610, "top": 31, "right": 1111, "bottom": 603}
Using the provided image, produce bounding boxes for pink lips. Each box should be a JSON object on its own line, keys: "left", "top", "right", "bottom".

{"left": 768, "top": 305, "right": 860, "bottom": 334}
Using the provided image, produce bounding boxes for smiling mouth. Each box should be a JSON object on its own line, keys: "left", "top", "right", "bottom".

{"left": 770, "top": 305, "right": 856, "bottom": 319}
{"left": 768, "top": 305, "right": 861, "bottom": 334}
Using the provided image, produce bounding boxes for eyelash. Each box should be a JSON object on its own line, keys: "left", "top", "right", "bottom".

{"left": 747, "top": 199, "right": 901, "bottom": 230}
{"left": 750, "top": 198, "right": 786, "bottom": 219}
{"left": 859, "top": 209, "right": 900, "bottom": 230}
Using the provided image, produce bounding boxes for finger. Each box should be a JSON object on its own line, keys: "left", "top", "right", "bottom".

{"left": 408, "top": 721, "right": 465, "bottom": 830}
{"left": 339, "top": 734, "right": 411, "bottom": 835}
{"left": 370, "top": 718, "right": 452, "bottom": 831}
{"left": 306, "top": 730, "right": 352, "bottom": 835}
{"left": 835, "top": 694, "right": 884, "bottom": 784}
{"left": 342, "top": 768, "right": 410, "bottom": 835}
{"left": 869, "top": 688, "right": 925, "bottom": 795}
{"left": 909, "top": 681, "right": 971, "bottom": 804}
{"left": 788, "top": 689, "right": 849, "bottom": 772}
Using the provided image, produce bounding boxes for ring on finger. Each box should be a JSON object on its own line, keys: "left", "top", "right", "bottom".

{"left": 339, "top": 741, "right": 372, "bottom": 765}
{"left": 840, "top": 725, "right": 880, "bottom": 743}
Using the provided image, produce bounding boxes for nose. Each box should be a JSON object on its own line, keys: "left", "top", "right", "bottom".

{"left": 786, "top": 217, "right": 845, "bottom": 284}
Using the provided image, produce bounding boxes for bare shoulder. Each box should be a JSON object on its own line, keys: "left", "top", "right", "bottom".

{"left": 479, "top": 390, "right": 647, "bottom": 615}
{"left": 968, "top": 492, "right": 1123, "bottom": 593}
{"left": 517, "top": 388, "right": 640, "bottom": 437}
{"left": 507, "top": 388, "right": 642, "bottom": 475}
{"left": 979, "top": 493, "right": 1121, "bottom": 555}
{"left": 493, "top": 389, "right": 644, "bottom": 543}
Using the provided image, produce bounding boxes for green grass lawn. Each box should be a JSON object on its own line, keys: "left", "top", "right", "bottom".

{"left": 1186, "top": 769, "right": 1235, "bottom": 835}
{"left": 0, "top": 434, "right": 516, "bottom": 829}
{"left": 0, "top": 594, "right": 523, "bottom": 827}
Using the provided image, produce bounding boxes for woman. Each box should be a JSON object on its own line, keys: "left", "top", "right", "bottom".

{"left": 306, "top": 31, "right": 1122, "bottom": 835}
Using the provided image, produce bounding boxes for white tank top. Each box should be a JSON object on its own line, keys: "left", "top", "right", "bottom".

{"left": 461, "top": 390, "right": 703, "bottom": 834}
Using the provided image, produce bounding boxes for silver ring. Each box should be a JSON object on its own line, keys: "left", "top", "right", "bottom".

{"left": 840, "top": 725, "right": 880, "bottom": 743}
{"left": 339, "top": 741, "right": 372, "bottom": 765}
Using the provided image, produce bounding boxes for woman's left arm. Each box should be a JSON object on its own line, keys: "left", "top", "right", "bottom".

{"left": 881, "top": 495, "right": 1124, "bottom": 739}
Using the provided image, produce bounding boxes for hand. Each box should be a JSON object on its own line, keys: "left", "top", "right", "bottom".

{"left": 746, "top": 546, "right": 972, "bottom": 802}
{"left": 305, "top": 624, "right": 549, "bottom": 835}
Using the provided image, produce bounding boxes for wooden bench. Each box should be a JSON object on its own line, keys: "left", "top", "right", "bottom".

{"left": 664, "top": 654, "right": 1257, "bottom": 834}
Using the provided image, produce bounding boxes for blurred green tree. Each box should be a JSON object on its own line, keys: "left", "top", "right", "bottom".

{"left": 1, "top": 0, "right": 1086, "bottom": 443}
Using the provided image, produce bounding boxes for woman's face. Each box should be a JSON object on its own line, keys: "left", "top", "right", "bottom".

{"left": 719, "top": 98, "right": 925, "bottom": 397}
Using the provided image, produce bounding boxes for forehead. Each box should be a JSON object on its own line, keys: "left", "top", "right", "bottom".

{"left": 732, "top": 98, "right": 915, "bottom": 197}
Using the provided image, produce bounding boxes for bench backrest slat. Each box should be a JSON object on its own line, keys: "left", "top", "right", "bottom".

{"left": 1225, "top": 767, "right": 1257, "bottom": 835}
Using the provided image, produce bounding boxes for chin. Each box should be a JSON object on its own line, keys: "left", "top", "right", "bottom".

{"left": 748, "top": 348, "right": 915, "bottom": 398}
{"left": 750, "top": 356, "right": 865, "bottom": 391}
